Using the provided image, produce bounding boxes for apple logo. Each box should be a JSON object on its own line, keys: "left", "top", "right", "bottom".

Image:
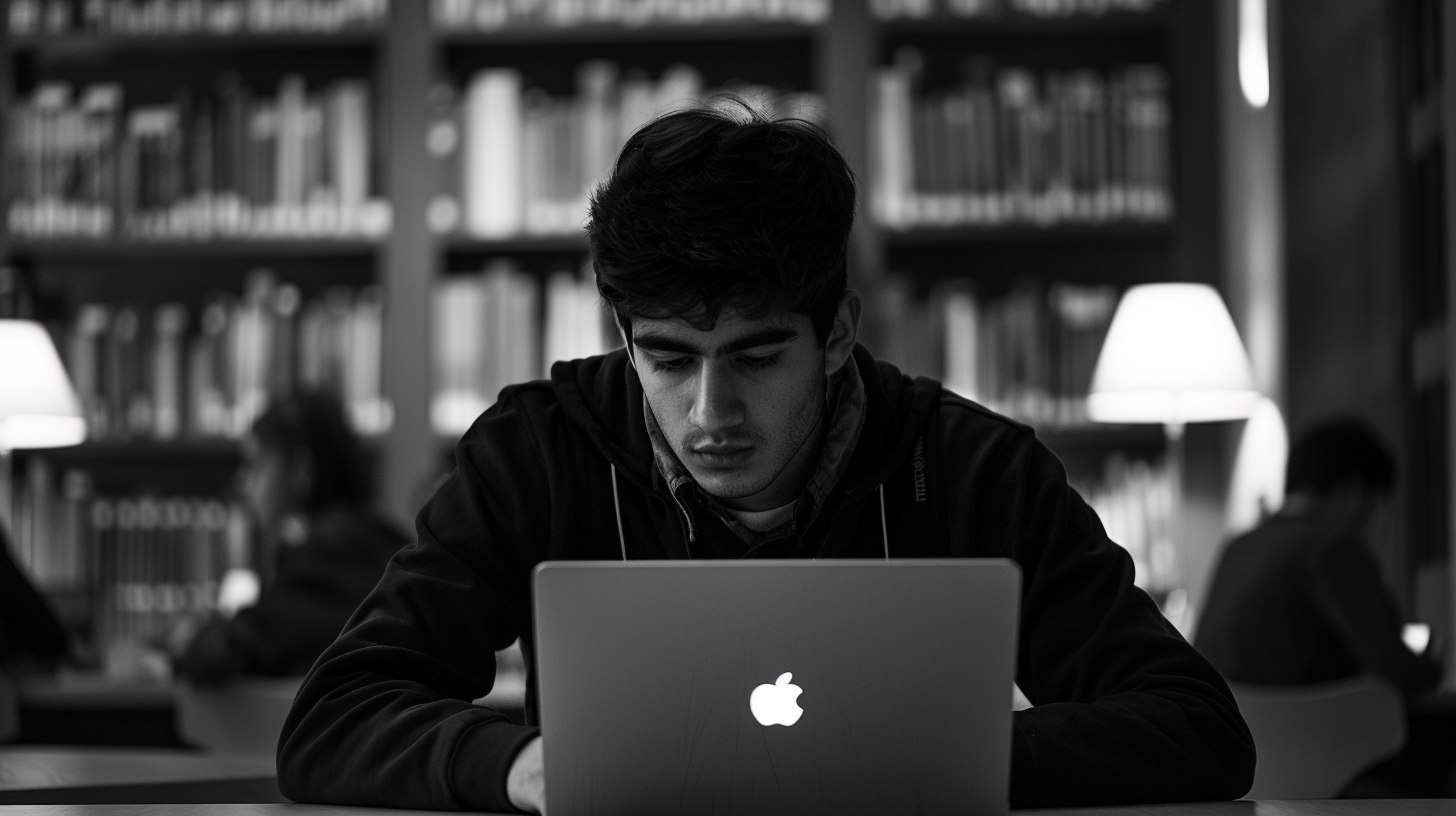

{"left": 749, "top": 672, "right": 804, "bottom": 726}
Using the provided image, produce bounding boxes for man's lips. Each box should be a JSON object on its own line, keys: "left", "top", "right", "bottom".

{"left": 688, "top": 444, "right": 754, "bottom": 468}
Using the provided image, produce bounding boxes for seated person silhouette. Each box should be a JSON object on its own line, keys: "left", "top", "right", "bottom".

{"left": 1198, "top": 417, "right": 1451, "bottom": 796}
{"left": 176, "top": 392, "right": 407, "bottom": 683}
{"left": 1197, "top": 418, "right": 1439, "bottom": 695}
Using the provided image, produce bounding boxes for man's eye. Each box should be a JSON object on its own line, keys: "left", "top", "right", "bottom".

{"left": 738, "top": 353, "right": 781, "bottom": 370}
{"left": 649, "top": 356, "right": 693, "bottom": 373}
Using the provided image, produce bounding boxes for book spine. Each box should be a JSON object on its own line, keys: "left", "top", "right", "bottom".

{"left": 521, "top": 89, "right": 549, "bottom": 236}
{"left": 330, "top": 79, "right": 371, "bottom": 215}
{"left": 151, "top": 304, "right": 187, "bottom": 439}
{"left": 463, "top": 69, "right": 524, "bottom": 238}
{"left": 276, "top": 75, "right": 308, "bottom": 216}
{"left": 870, "top": 65, "right": 914, "bottom": 226}
{"left": 346, "top": 285, "right": 388, "bottom": 435}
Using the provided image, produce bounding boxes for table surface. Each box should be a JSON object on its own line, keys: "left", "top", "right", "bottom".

{"left": 0, "top": 801, "right": 1446, "bottom": 815}
{"left": 14, "top": 671, "right": 528, "bottom": 712}
{"left": 0, "top": 748, "right": 275, "bottom": 791}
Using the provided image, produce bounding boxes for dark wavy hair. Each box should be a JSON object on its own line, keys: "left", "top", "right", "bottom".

{"left": 1286, "top": 417, "right": 1397, "bottom": 496}
{"left": 588, "top": 100, "right": 856, "bottom": 344}
{"left": 251, "top": 391, "right": 371, "bottom": 510}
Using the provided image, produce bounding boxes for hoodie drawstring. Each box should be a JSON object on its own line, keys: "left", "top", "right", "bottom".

{"left": 878, "top": 483, "right": 889, "bottom": 560}
{"left": 611, "top": 465, "right": 627, "bottom": 561}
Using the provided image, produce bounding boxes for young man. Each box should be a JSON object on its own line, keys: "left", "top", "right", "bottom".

{"left": 277, "top": 107, "right": 1254, "bottom": 812}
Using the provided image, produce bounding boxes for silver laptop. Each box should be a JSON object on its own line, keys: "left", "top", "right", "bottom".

{"left": 533, "top": 559, "right": 1021, "bottom": 816}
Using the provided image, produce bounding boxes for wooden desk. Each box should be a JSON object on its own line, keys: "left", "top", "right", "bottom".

{"left": 0, "top": 748, "right": 282, "bottom": 804}
{"left": 0, "top": 801, "right": 1449, "bottom": 816}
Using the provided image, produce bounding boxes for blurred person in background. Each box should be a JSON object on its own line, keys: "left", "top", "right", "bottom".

{"left": 175, "top": 391, "right": 406, "bottom": 683}
{"left": 1197, "top": 418, "right": 1439, "bottom": 694}
{"left": 1197, "top": 417, "right": 1449, "bottom": 795}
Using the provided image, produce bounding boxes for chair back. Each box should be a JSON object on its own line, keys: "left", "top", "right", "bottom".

{"left": 1231, "top": 675, "right": 1405, "bottom": 799}
{"left": 176, "top": 676, "right": 304, "bottom": 755}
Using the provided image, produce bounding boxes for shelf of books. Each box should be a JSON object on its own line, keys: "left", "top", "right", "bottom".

{"left": 0, "top": 0, "right": 395, "bottom": 675}
{"left": 862, "top": 0, "right": 1188, "bottom": 599}
{"left": 0, "top": 0, "right": 1209, "bottom": 668}
{"left": 432, "top": 0, "right": 828, "bottom": 37}
{"left": 8, "top": 0, "right": 388, "bottom": 38}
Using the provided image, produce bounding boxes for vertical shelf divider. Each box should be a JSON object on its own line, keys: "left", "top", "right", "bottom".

{"left": 381, "top": 0, "right": 438, "bottom": 525}
{"left": 819, "top": 0, "right": 882, "bottom": 301}
{"left": 0, "top": 0, "right": 10, "bottom": 267}
{"left": 1440, "top": 0, "right": 1456, "bottom": 689}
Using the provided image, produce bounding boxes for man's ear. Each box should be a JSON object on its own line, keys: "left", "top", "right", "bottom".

{"left": 824, "top": 290, "right": 861, "bottom": 376}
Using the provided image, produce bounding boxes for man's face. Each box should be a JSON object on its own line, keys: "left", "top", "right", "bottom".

{"left": 629, "top": 309, "right": 830, "bottom": 511}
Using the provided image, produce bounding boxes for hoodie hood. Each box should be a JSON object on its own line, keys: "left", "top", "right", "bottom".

{"left": 548, "top": 344, "right": 942, "bottom": 501}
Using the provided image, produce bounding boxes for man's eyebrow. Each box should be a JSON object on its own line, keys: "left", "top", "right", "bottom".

{"left": 715, "top": 329, "right": 798, "bottom": 356}
{"left": 631, "top": 328, "right": 799, "bottom": 358}
{"left": 630, "top": 334, "right": 705, "bottom": 356}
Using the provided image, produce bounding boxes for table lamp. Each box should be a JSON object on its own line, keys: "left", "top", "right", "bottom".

{"left": 0, "top": 319, "right": 87, "bottom": 532}
{"left": 1088, "top": 283, "right": 1260, "bottom": 429}
{"left": 1088, "top": 283, "right": 1259, "bottom": 625}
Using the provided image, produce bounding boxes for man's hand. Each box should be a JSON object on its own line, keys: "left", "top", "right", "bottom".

{"left": 507, "top": 735, "right": 545, "bottom": 814}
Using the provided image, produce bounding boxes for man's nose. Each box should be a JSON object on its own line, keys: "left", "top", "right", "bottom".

{"left": 689, "top": 361, "right": 744, "bottom": 434}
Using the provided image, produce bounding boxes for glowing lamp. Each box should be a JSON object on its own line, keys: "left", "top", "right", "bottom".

{"left": 1089, "top": 283, "right": 1260, "bottom": 429}
{"left": 0, "top": 319, "right": 87, "bottom": 450}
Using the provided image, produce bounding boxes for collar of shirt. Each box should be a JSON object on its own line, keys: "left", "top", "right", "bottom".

{"left": 643, "top": 358, "right": 867, "bottom": 549}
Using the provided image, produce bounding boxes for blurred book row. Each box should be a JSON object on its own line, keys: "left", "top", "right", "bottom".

{"left": 871, "top": 0, "right": 1163, "bottom": 19}
{"left": 58, "top": 272, "right": 389, "bottom": 442}
{"left": 433, "top": 63, "right": 823, "bottom": 238}
{"left": 432, "top": 0, "right": 828, "bottom": 31}
{"left": 432, "top": 261, "right": 617, "bottom": 435}
{"left": 8, "top": 0, "right": 388, "bottom": 36}
{"left": 10, "top": 0, "right": 1163, "bottom": 36}
{"left": 8, "top": 456, "right": 248, "bottom": 676}
{"left": 880, "top": 280, "right": 1117, "bottom": 427}
{"left": 871, "top": 57, "right": 1172, "bottom": 228}
{"left": 6, "top": 77, "right": 389, "bottom": 241}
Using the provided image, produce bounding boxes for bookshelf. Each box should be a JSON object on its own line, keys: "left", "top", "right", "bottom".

{"left": 0, "top": 0, "right": 1222, "bottom": 667}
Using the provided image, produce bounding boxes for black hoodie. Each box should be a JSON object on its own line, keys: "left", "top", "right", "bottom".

{"left": 277, "top": 346, "right": 1255, "bottom": 811}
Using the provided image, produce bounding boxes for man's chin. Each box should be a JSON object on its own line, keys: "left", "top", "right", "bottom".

{"left": 688, "top": 468, "right": 770, "bottom": 504}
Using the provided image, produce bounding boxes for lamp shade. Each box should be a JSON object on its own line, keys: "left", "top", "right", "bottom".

{"left": 1088, "top": 283, "right": 1259, "bottom": 425}
{"left": 0, "top": 319, "right": 86, "bottom": 449}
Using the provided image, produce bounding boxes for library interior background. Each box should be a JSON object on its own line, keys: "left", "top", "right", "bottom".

{"left": 0, "top": 0, "right": 1454, "bottom": 769}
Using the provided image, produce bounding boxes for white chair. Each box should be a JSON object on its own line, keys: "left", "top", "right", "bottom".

{"left": 175, "top": 676, "right": 304, "bottom": 755}
{"left": 1230, "top": 675, "right": 1405, "bottom": 799}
